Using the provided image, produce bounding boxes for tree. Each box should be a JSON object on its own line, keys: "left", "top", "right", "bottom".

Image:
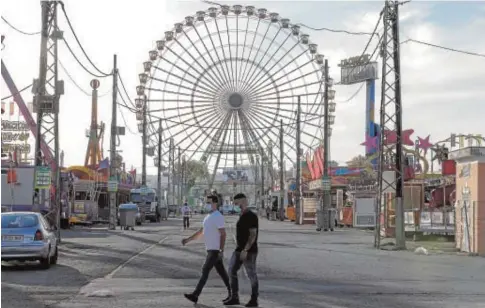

{"left": 346, "top": 155, "right": 376, "bottom": 185}
{"left": 346, "top": 155, "right": 370, "bottom": 168}
{"left": 175, "top": 160, "right": 209, "bottom": 190}
{"left": 329, "top": 160, "right": 339, "bottom": 167}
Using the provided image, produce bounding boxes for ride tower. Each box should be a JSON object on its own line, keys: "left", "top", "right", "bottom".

{"left": 338, "top": 54, "right": 379, "bottom": 165}
{"left": 84, "top": 79, "right": 105, "bottom": 169}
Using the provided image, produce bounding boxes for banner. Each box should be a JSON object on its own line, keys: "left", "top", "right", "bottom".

{"left": 35, "top": 166, "right": 51, "bottom": 189}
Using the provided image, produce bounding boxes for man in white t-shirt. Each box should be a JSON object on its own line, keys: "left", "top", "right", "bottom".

{"left": 182, "top": 195, "right": 231, "bottom": 304}
{"left": 181, "top": 203, "right": 191, "bottom": 230}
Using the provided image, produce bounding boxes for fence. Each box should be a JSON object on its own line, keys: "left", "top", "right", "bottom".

{"left": 404, "top": 207, "right": 455, "bottom": 234}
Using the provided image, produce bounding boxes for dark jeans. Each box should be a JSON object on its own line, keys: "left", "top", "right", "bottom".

{"left": 194, "top": 250, "right": 231, "bottom": 296}
{"left": 229, "top": 251, "right": 258, "bottom": 299}
{"left": 183, "top": 216, "right": 190, "bottom": 229}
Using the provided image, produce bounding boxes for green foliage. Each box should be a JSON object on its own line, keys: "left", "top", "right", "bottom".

{"left": 176, "top": 160, "right": 209, "bottom": 189}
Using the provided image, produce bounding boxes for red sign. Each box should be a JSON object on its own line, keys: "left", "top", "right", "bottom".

{"left": 306, "top": 145, "right": 324, "bottom": 180}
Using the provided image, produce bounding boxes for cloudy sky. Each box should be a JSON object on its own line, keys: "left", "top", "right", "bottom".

{"left": 2, "top": 0, "right": 484, "bottom": 175}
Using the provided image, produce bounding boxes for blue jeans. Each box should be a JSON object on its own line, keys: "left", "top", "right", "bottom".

{"left": 229, "top": 251, "right": 259, "bottom": 299}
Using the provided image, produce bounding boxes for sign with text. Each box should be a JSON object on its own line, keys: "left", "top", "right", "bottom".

{"left": 1, "top": 120, "right": 31, "bottom": 154}
{"left": 35, "top": 166, "right": 51, "bottom": 189}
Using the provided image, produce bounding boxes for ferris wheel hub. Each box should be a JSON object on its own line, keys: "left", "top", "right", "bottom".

{"left": 228, "top": 93, "right": 244, "bottom": 109}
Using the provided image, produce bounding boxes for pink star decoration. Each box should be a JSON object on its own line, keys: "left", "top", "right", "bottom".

{"left": 417, "top": 135, "right": 433, "bottom": 154}
{"left": 383, "top": 129, "right": 415, "bottom": 146}
{"left": 361, "top": 135, "right": 378, "bottom": 150}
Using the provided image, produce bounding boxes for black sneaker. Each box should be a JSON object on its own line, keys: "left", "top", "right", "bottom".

{"left": 245, "top": 298, "right": 258, "bottom": 307}
{"left": 223, "top": 297, "right": 240, "bottom": 305}
{"left": 222, "top": 293, "right": 232, "bottom": 302}
{"left": 184, "top": 293, "right": 198, "bottom": 303}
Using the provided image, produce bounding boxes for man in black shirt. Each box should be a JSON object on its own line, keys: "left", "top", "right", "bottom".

{"left": 224, "top": 193, "right": 259, "bottom": 307}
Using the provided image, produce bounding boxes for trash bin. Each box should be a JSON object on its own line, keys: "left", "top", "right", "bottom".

{"left": 119, "top": 203, "right": 138, "bottom": 230}
{"left": 316, "top": 208, "right": 336, "bottom": 232}
{"left": 159, "top": 207, "right": 168, "bottom": 220}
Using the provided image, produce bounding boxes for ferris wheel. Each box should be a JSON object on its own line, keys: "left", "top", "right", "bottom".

{"left": 135, "top": 4, "right": 336, "bottom": 183}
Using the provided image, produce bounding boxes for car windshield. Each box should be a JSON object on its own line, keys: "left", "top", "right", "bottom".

{"left": 1, "top": 214, "right": 39, "bottom": 228}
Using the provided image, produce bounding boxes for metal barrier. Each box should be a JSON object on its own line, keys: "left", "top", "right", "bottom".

{"left": 404, "top": 208, "right": 455, "bottom": 234}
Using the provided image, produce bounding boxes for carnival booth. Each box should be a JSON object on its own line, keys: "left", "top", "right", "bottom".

{"left": 450, "top": 147, "right": 485, "bottom": 256}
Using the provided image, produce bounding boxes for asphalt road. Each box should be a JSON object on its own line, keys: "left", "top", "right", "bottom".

{"left": 2, "top": 215, "right": 484, "bottom": 308}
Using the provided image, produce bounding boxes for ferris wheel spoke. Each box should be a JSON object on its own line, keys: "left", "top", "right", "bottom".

{"left": 201, "top": 21, "right": 232, "bottom": 88}
{"left": 149, "top": 75, "right": 215, "bottom": 98}
{"left": 244, "top": 108, "right": 299, "bottom": 155}
{"left": 255, "top": 103, "right": 319, "bottom": 118}
{"left": 225, "top": 16, "right": 237, "bottom": 90}
{"left": 200, "top": 112, "right": 232, "bottom": 163}
{"left": 235, "top": 15, "right": 239, "bottom": 90}
{"left": 179, "top": 30, "right": 226, "bottom": 90}
{"left": 252, "top": 81, "right": 323, "bottom": 102}
{"left": 148, "top": 104, "right": 215, "bottom": 125}
{"left": 242, "top": 27, "right": 284, "bottom": 91}
{"left": 146, "top": 87, "right": 214, "bottom": 101}
{"left": 149, "top": 107, "right": 219, "bottom": 142}
{"left": 203, "top": 113, "right": 231, "bottom": 189}
{"left": 213, "top": 20, "right": 235, "bottom": 92}
{"left": 152, "top": 65, "right": 218, "bottom": 96}
{"left": 157, "top": 110, "right": 222, "bottom": 158}
{"left": 164, "top": 46, "right": 223, "bottom": 92}
{"left": 241, "top": 31, "right": 292, "bottom": 94}
{"left": 249, "top": 49, "right": 308, "bottom": 95}
{"left": 251, "top": 68, "right": 320, "bottom": 99}
{"left": 252, "top": 104, "right": 321, "bottom": 130}
{"left": 241, "top": 111, "right": 287, "bottom": 167}
{"left": 240, "top": 21, "right": 272, "bottom": 88}
{"left": 236, "top": 14, "right": 250, "bottom": 90}
{"left": 238, "top": 112, "right": 260, "bottom": 167}
{"left": 239, "top": 19, "right": 261, "bottom": 88}
{"left": 206, "top": 115, "right": 233, "bottom": 188}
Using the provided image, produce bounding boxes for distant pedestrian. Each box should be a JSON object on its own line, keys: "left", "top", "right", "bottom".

{"left": 182, "top": 195, "right": 231, "bottom": 304}
{"left": 224, "top": 193, "right": 259, "bottom": 307}
{"left": 181, "top": 203, "right": 191, "bottom": 230}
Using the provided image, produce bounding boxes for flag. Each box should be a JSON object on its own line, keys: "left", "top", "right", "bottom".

{"left": 9, "top": 101, "right": 14, "bottom": 116}
{"left": 129, "top": 168, "right": 137, "bottom": 184}
{"left": 97, "top": 157, "right": 109, "bottom": 170}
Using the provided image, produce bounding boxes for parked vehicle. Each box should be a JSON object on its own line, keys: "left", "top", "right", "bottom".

{"left": 130, "top": 187, "right": 158, "bottom": 223}
{"left": 229, "top": 205, "right": 241, "bottom": 215}
{"left": 1, "top": 212, "right": 58, "bottom": 269}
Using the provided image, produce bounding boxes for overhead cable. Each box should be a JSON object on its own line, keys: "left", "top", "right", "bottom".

{"left": 401, "top": 38, "right": 485, "bottom": 58}
{"left": 1, "top": 16, "right": 40, "bottom": 35}
{"left": 59, "top": 2, "right": 111, "bottom": 76}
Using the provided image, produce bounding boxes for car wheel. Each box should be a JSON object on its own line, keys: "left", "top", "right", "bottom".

{"left": 50, "top": 246, "right": 58, "bottom": 265}
{"left": 40, "top": 248, "right": 51, "bottom": 269}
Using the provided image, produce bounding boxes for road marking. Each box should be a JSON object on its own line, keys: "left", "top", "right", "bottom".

{"left": 104, "top": 235, "right": 170, "bottom": 279}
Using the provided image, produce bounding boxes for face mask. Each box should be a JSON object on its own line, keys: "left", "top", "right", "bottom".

{"left": 205, "top": 203, "right": 212, "bottom": 211}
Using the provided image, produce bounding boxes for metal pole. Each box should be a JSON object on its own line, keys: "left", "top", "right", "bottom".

{"left": 279, "top": 119, "right": 285, "bottom": 221}
{"left": 141, "top": 95, "right": 147, "bottom": 186}
{"left": 108, "top": 54, "right": 118, "bottom": 230}
{"left": 178, "top": 147, "right": 181, "bottom": 206}
{"left": 322, "top": 59, "right": 331, "bottom": 231}
{"left": 260, "top": 155, "right": 265, "bottom": 211}
{"left": 295, "top": 96, "right": 301, "bottom": 224}
{"left": 392, "top": 1, "right": 406, "bottom": 249}
{"left": 157, "top": 119, "right": 162, "bottom": 210}
{"left": 171, "top": 138, "right": 175, "bottom": 204}
{"left": 52, "top": 5, "right": 61, "bottom": 240}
